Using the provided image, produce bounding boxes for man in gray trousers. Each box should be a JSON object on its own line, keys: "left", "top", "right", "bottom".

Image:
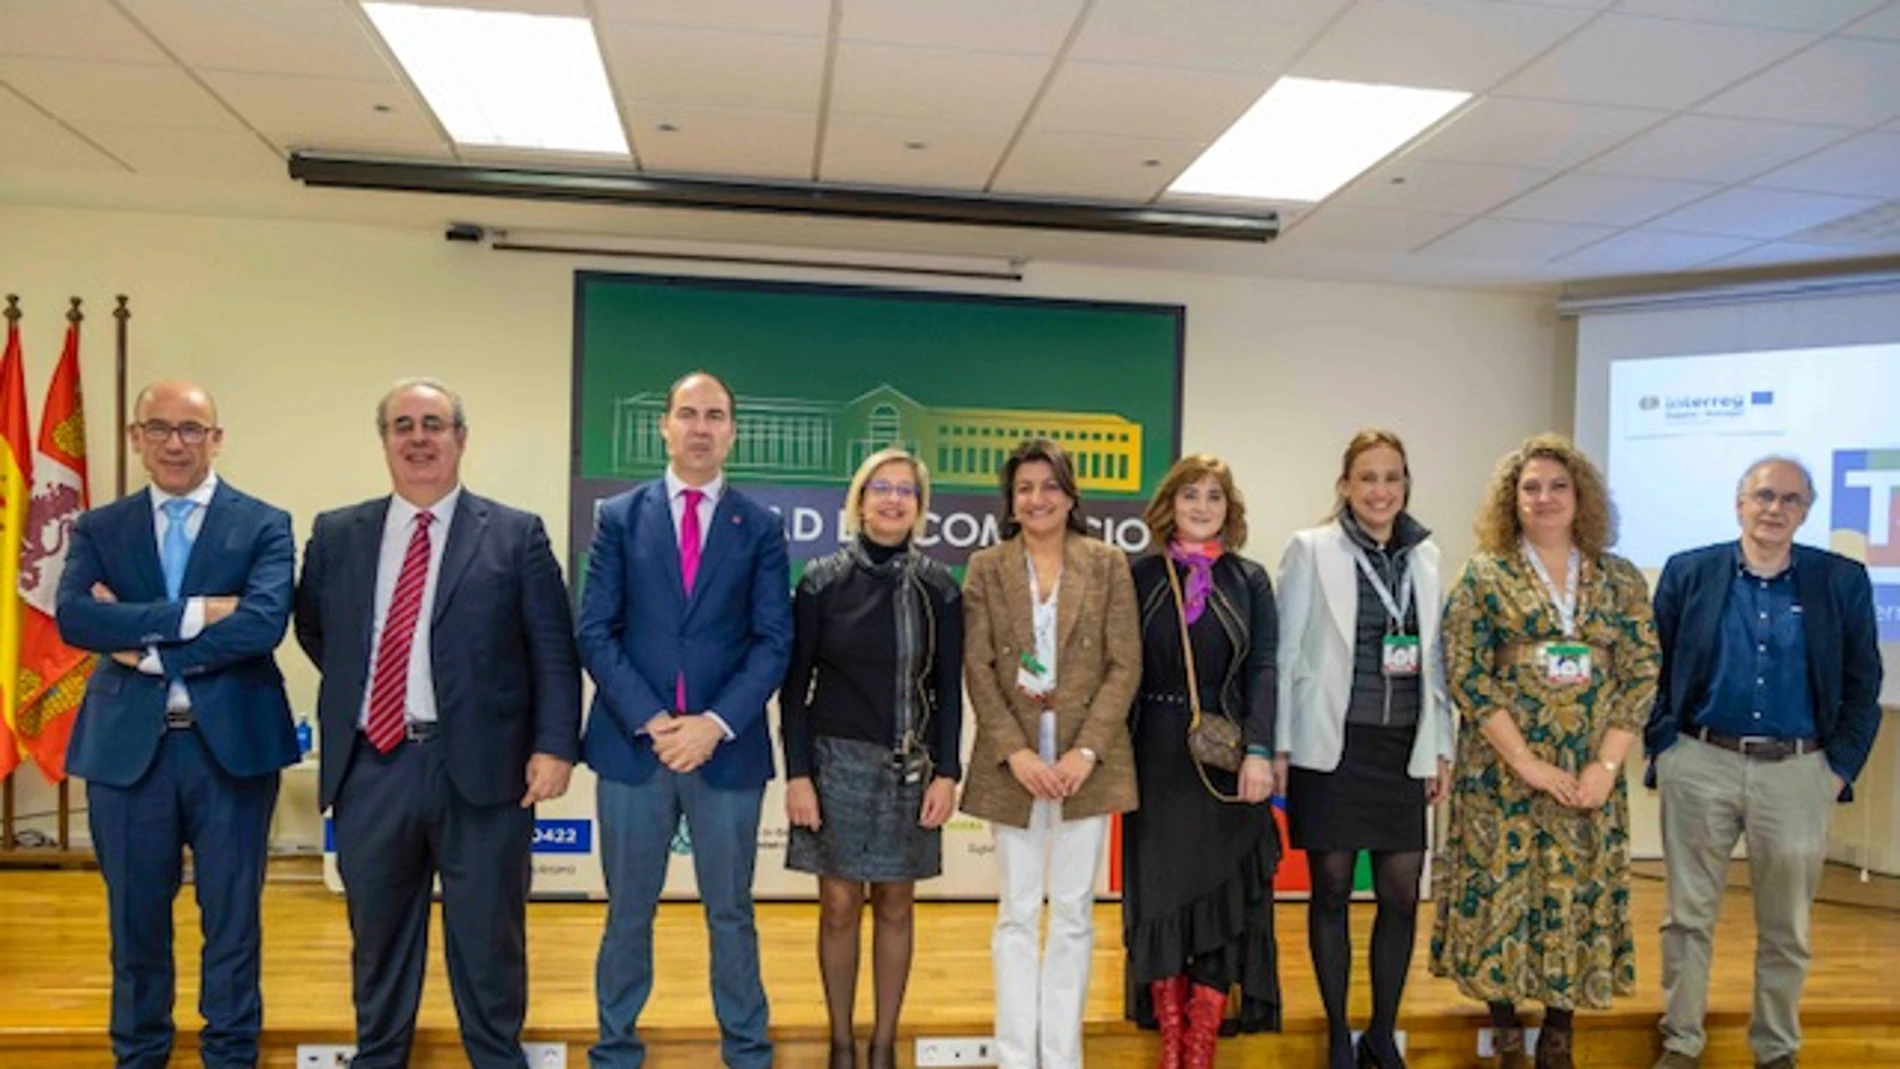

{"left": 1644, "top": 456, "right": 1884, "bottom": 1069}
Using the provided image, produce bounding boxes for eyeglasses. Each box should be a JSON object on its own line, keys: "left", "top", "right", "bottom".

{"left": 135, "top": 420, "right": 214, "bottom": 445}
{"left": 866, "top": 480, "right": 918, "bottom": 500}
{"left": 1747, "top": 488, "right": 1809, "bottom": 510}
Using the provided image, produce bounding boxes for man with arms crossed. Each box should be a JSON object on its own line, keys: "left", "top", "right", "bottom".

{"left": 295, "top": 378, "right": 580, "bottom": 1068}
{"left": 581, "top": 370, "right": 792, "bottom": 1069}
{"left": 1647, "top": 457, "right": 1884, "bottom": 1069}
{"left": 58, "top": 379, "right": 297, "bottom": 1068}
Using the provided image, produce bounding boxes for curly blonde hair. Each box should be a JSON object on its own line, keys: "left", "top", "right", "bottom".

{"left": 1474, "top": 433, "right": 1616, "bottom": 558}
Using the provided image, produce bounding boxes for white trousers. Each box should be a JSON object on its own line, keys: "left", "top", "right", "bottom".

{"left": 992, "top": 802, "right": 1110, "bottom": 1069}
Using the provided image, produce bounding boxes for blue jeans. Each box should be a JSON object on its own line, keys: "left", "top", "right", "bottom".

{"left": 591, "top": 770, "right": 769, "bottom": 1069}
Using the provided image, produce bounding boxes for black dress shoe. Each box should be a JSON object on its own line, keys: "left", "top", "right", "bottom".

{"left": 1357, "top": 1032, "right": 1408, "bottom": 1069}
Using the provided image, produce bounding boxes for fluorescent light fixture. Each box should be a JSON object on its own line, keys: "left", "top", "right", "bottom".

{"left": 362, "top": 2, "right": 628, "bottom": 156}
{"left": 1169, "top": 77, "right": 1469, "bottom": 203}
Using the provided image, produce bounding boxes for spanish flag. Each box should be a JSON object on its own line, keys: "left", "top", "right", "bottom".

{"left": 0, "top": 319, "right": 30, "bottom": 781}
{"left": 17, "top": 320, "right": 91, "bottom": 780}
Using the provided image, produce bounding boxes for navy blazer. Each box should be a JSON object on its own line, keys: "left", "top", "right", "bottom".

{"left": 1646, "top": 541, "right": 1885, "bottom": 800}
{"left": 294, "top": 492, "right": 581, "bottom": 810}
{"left": 57, "top": 481, "right": 297, "bottom": 786}
{"left": 578, "top": 479, "right": 793, "bottom": 790}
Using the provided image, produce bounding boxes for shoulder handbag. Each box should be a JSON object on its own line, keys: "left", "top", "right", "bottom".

{"left": 1165, "top": 557, "right": 1244, "bottom": 801}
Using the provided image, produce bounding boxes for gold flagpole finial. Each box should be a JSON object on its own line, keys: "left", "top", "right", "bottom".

{"left": 67, "top": 297, "right": 83, "bottom": 325}
{"left": 3, "top": 294, "right": 19, "bottom": 325}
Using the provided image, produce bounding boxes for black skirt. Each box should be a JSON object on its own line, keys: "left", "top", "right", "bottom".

{"left": 1121, "top": 697, "right": 1282, "bottom": 1034}
{"left": 786, "top": 736, "right": 940, "bottom": 882}
{"left": 1286, "top": 722, "right": 1427, "bottom": 854}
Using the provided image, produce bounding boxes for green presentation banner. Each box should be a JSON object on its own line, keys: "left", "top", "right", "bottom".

{"left": 569, "top": 272, "right": 1185, "bottom": 572}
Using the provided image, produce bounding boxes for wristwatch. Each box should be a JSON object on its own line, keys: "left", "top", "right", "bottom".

{"left": 1078, "top": 747, "right": 1099, "bottom": 765}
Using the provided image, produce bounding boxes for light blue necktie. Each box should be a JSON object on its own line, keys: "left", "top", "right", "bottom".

{"left": 161, "top": 497, "right": 196, "bottom": 602}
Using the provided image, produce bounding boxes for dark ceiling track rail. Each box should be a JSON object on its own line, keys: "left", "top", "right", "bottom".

{"left": 288, "top": 152, "right": 1279, "bottom": 243}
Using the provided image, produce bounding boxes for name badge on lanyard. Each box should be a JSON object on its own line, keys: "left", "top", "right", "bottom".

{"left": 1523, "top": 539, "right": 1590, "bottom": 686}
{"left": 1382, "top": 634, "right": 1421, "bottom": 677}
{"left": 1543, "top": 643, "right": 1592, "bottom": 687}
{"left": 1350, "top": 543, "right": 1419, "bottom": 678}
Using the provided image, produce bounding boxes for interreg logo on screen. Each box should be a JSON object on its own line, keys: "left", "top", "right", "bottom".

{"left": 1831, "top": 448, "right": 1900, "bottom": 641}
{"left": 1628, "top": 386, "right": 1784, "bottom": 437}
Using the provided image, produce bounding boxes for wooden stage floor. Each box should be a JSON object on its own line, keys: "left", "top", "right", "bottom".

{"left": 1, "top": 861, "right": 1896, "bottom": 1067}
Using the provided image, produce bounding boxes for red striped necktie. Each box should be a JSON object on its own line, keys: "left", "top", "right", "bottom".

{"left": 366, "top": 510, "right": 434, "bottom": 753}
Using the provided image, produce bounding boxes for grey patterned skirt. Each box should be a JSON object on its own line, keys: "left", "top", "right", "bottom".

{"left": 786, "top": 735, "right": 941, "bottom": 883}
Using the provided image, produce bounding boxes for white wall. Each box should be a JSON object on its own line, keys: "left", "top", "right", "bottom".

{"left": 0, "top": 201, "right": 1568, "bottom": 844}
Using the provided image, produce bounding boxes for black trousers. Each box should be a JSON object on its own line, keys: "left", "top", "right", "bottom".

{"left": 333, "top": 737, "right": 533, "bottom": 1069}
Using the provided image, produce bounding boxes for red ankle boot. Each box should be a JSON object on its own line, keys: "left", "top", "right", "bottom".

{"left": 1150, "top": 976, "right": 1189, "bottom": 1069}
{"left": 1182, "top": 983, "right": 1226, "bottom": 1069}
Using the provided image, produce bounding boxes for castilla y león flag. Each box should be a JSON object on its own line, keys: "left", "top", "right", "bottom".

{"left": 15, "top": 320, "right": 92, "bottom": 781}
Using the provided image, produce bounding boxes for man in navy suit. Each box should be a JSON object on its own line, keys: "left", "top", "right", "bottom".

{"left": 57, "top": 379, "right": 297, "bottom": 1069}
{"left": 1646, "top": 457, "right": 1884, "bottom": 1069}
{"left": 294, "top": 378, "right": 580, "bottom": 1069}
{"left": 581, "top": 370, "right": 792, "bottom": 1069}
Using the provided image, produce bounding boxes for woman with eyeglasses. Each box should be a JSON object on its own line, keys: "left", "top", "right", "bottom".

{"left": 781, "top": 448, "right": 963, "bottom": 1069}
{"left": 960, "top": 437, "right": 1139, "bottom": 1069}
{"left": 1122, "top": 453, "right": 1281, "bottom": 1069}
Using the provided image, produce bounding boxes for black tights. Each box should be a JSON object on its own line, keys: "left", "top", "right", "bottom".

{"left": 817, "top": 877, "right": 916, "bottom": 1050}
{"left": 1308, "top": 850, "right": 1424, "bottom": 1050}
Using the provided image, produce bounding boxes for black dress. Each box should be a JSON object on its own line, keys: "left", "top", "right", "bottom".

{"left": 1121, "top": 552, "right": 1282, "bottom": 1033}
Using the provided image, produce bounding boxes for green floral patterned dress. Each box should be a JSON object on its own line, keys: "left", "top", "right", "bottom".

{"left": 1428, "top": 549, "right": 1661, "bottom": 1010}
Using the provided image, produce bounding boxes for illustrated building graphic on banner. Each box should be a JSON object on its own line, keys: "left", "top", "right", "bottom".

{"left": 611, "top": 383, "right": 1143, "bottom": 492}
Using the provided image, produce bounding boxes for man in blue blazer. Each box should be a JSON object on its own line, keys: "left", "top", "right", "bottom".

{"left": 57, "top": 379, "right": 297, "bottom": 1069}
{"left": 581, "top": 370, "right": 792, "bottom": 1069}
{"left": 294, "top": 378, "right": 580, "bottom": 1069}
{"left": 1646, "top": 457, "right": 1884, "bottom": 1069}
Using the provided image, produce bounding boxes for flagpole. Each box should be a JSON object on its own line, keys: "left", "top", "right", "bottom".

{"left": 114, "top": 296, "right": 129, "bottom": 498}
{"left": 1, "top": 295, "right": 16, "bottom": 854}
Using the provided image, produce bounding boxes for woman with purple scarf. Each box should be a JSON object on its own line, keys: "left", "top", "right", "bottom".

{"left": 1121, "top": 453, "right": 1282, "bottom": 1069}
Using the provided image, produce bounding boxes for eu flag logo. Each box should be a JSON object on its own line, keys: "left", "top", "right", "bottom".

{"left": 1751, "top": 390, "right": 1775, "bottom": 405}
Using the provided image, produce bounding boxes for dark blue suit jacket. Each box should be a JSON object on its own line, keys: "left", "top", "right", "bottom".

{"left": 1646, "top": 541, "right": 1885, "bottom": 800}
{"left": 57, "top": 481, "right": 297, "bottom": 786}
{"left": 579, "top": 479, "right": 792, "bottom": 790}
{"left": 294, "top": 492, "right": 581, "bottom": 810}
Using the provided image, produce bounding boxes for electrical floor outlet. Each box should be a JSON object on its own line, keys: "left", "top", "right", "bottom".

{"left": 914, "top": 1036, "right": 1000, "bottom": 1065}
{"left": 298, "top": 1042, "right": 567, "bottom": 1067}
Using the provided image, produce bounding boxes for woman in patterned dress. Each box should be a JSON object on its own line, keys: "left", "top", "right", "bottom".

{"left": 1430, "top": 434, "right": 1661, "bottom": 1069}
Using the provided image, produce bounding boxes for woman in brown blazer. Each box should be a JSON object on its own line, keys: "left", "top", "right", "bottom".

{"left": 960, "top": 437, "right": 1139, "bottom": 1069}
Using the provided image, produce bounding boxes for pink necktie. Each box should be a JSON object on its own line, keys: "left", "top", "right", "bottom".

{"left": 675, "top": 488, "right": 704, "bottom": 712}
{"left": 366, "top": 511, "right": 433, "bottom": 753}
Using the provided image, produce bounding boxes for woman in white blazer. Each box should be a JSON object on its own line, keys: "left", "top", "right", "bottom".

{"left": 1274, "top": 429, "right": 1454, "bottom": 1069}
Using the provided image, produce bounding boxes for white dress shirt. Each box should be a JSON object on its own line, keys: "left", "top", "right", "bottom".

{"left": 143, "top": 473, "right": 218, "bottom": 710}
{"left": 357, "top": 486, "right": 461, "bottom": 728}
{"left": 660, "top": 467, "right": 732, "bottom": 738}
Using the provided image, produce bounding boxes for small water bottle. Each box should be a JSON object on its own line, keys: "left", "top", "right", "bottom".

{"left": 295, "top": 716, "right": 313, "bottom": 757}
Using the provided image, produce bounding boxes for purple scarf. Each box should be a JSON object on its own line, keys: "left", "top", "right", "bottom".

{"left": 1167, "top": 539, "right": 1222, "bottom": 625}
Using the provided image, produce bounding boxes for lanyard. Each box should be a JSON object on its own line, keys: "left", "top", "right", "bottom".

{"left": 1522, "top": 538, "right": 1581, "bottom": 638}
{"left": 1348, "top": 544, "right": 1414, "bottom": 633}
